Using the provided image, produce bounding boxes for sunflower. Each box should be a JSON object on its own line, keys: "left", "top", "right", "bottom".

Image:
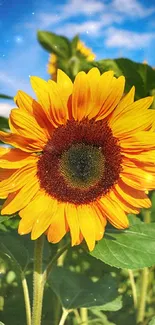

{"left": 76, "top": 40, "right": 96, "bottom": 62}
{"left": 0, "top": 68, "right": 155, "bottom": 251}
{"left": 47, "top": 40, "right": 95, "bottom": 80}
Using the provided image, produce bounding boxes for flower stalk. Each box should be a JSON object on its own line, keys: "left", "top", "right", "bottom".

{"left": 137, "top": 267, "right": 149, "bottom": 324}
{"left": 21, "top": 273, "right": 31, "bottom": 325}
{"left": 32, "top": 235, "right": 45, "bottom": 325}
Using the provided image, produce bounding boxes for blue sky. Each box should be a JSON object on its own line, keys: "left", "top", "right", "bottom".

{"left": 0, "top": 0, "right": 155, "bottom": 116}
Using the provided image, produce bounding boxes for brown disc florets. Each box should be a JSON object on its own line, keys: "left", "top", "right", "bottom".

{"left": 37, "top": 119, "right": 122, "bottom": 204}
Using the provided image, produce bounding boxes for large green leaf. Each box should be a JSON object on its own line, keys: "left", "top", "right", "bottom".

{"left": 90, "top": 296, "right": 122, "bottom": 312}
{"left": 49, "top": 266, "right": 121, "bottom": 310}
{"left": 80, "top": 58, "right": 155, "bottom": 101}
{"left": 149, "top": 317, "right": 155, "bottom": 325}
{"left": 0, "top": 215, "right": 15, "bottom": 224}
{"left": 0, "top": 94, "right": 13, "bottom": 100}
{"left": 0, "top": 117, "right": 9, "bottom": 129}
{"left": 95, "top": 59, "right": 155, "bottom": 99}
{"left": 91, "top": 223, "right": 155, "bottom": 269}
{"left": 71, "top": 34, "right": 79, "bottom": 54}
{"left": 37, "top": 31, "right": 71, "bottom": 58}
{"left": 0, "top": 232, "right": 30, "bottom": 273}
{"left": 89, "top": 310, "right": 116, "bottom": 325}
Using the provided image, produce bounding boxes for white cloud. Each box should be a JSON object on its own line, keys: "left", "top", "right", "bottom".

{"left": 112, "top": 0, "right": 155, "bottom": 17}
{"left": 60, "top": 0, "right": 105, "bottom": 16}
{"left": 55, "top": 20, "right": 103, "bottom": 37}
{"left": 38, "top": 13, "right": 62, "bottom": 28}
{"left": 0, "top": 103, "right": 14, "bottom": 118}
{"left": 105, "top": 28, "right": 155, "bottom": 49}
{"left": 23, "top": 0, "right": 155, "bottom": 39}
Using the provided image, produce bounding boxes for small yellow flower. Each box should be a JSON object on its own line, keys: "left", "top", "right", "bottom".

{"left": 0, "top": 68, "right": 154, "bottom": 251}
{"left": 77, "top": 40, "right": 96, "bottom": 62}
{"left": 47, "top": 40, "right": 95, "bottom": 80}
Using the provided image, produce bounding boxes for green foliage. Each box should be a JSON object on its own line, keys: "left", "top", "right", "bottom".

{"left": 49, "top": 266, "right": 122, "bottom": 310}
{"left": 149, "top": 317, "right": 155, "bottom": 325}
{"left": 0, "top": 94, "right": 13, "bottom": 100}
{"left": 0, "top": 233, "right": 31, "bottom": 273}
{"left": 96, "top": 58, "right": 155, "bottom": 99}
{"left": 91, "top": 222, "right": 155, "bottom": 269}
{"left": 0, "top": 117, "right": 9, "bottom": 130}
{"left": 0, "top": 215, "right": 15, "bottom": 224}
{"left": 37, "top": 31, "right": 71, "bottom": 58}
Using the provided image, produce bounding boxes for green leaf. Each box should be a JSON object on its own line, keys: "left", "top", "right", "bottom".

{"left": 128, "top": 214, "right": 142, "bottom": 225}
{"left": 83, "top": 58, "right": 155, "bottom": 100}
{"left": 91, "top": 223, "right": 155, "bottom": 269}
{"left": 71, "top": 35, "right": 79, "bottom": 54}
{"left": 89, "top": 310, "right": 116, "bottom": 325}
{"left": 0, "top": 94, "right": 13, "bottom": 100}
{"left": 149, "top": 316, "right": 155, "bottom": 325}
{"left": 37, "top": 31, "right": 71, "bottom": 58}
{"left": 0, "top": 232, "right": 31, "bottom": 273}
{"left": 0, "top": 215, "right": 15, "bottom": 224}
{"left": 151, "top": 192, "right": 155, "bottom": 221}
{"left": 49, "top": 266, "right": 121, "bottom": 310}
{"left": 90, "top": 296, "right": 122, "bottom": 312}
{"left": 0, "top": 117, "right": 9, "bottom": 129}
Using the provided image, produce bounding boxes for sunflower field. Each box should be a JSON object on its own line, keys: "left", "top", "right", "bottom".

{"left": 1, "top": 31, "right": 155, "bottom": 325}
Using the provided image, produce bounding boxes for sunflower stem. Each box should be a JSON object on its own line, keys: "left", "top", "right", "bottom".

{"left": 136, "top": 209, "right": 150, "bottom": 324}
{"left": 80, "top": 308, "right": 88, "bottom": 324}
{"left": 45, "top": 242, "right": 70, "bottom": 279}
{"left": 128, "top": 269, "right": 137, "bottom": 308}
{"left": 137, "top": 267, "right": 149, "bottom": 324}
{"left": 32, "top": 235, "right": 45, "bottom": 325}
{"left": 21, "top": 273, "right": 31, "bottom": 325}
{"left": 58, "top": 308, "right": 70, "bottom": 325}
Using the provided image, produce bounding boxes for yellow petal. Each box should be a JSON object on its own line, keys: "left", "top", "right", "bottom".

{"left": 0, "top": 148, "right": 37, "bottom": 168}
{"left": 120, "top": 131, "right": 155, "bottom": 151}
{"left": 14, "top": 90, "right": 53, "bottom": 137}
{"left": 48, "top": 80, "right": 68, "bottom": 125}
{"left": 57, "top": 69, "right": 73, "bottom": 103}
{"left": 110, "top": 86, "right": 135, "bottom": 121}
{"left": 0, "top": 131, "right": 43, "bottom": 152}
{"left": 47, "top": 203, "right": 68, "bottom": 243}
{"left": 115, "top": 179, "right": 151, "bottom": 208}
{"left": 9, "top": 109, "right": 49, "bottom": 145}
{"left": 88, "top": 70, "right": 114, "bottom": 120}
{"left": 109, "top": 190, "right": 140, "bottom": 214}
{"left": 77, "top": 204, "right": 96, "bottom": 251}
{"left": 110, "top": 102, "right": 155, "bottom": 137}
{"left": 19, "top": 192, "right": 57, "bottom": 238}
{"left": 99, "top": 195, "right": 129, "bottom": 229}
{"left": 95, "top": 75, "right": 125, "bottom": 121}
{"left": 71, "top": 71, "right": 92, "bottom": 121}
{"left": 30, "top": 77, "right": 51, "bottom": 112}
{"left": 1, "top": 176, "right": 40, "bottom": 215}
{"left": 0, "top": 165, "right": 37, "bottom": 198}
{"left": 65, "top": 203, "right": 80, "bottom": 246}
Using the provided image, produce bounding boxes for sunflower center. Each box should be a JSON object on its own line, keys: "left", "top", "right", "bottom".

{"left": 37, "top": 119, "right": 122, "bottom": 204}
{"left": 59, "top": 143, "right": 105, "bottom": 188}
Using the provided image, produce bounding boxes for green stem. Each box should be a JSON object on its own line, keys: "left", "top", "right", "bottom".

{"left": 45, "top": 242, "right": 70, "bottom": 279}
{"left": 137, "top": 267, "right": 149, "bottom": 324}
{"left": 73, "top": 310, "right": 82, "bottom": 324}
{"left": 58, "top": 308, "right": 69, "bottom": 325}
{"left": 80, "top": 308, "right": 88, "bottom": 325}
{"left": 32, "top": 235, "right": 45, "bottom": 325}
{"left": 21, "top": 273, "right": 31, "bottom": 325}
{"left": 128, "top": 269, "right": 137, "bottom": 308}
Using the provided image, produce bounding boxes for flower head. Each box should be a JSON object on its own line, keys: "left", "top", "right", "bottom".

{"left": 47, "top": 40, "right": 95, "bottom": 80}
{"left": 0, "top": 68, "right": 154, "bottom": 251}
